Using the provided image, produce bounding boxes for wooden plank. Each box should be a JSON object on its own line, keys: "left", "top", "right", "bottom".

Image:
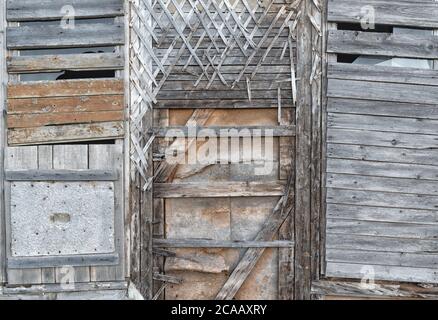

{"left": 327, "top": 188, "right": 438, "bottom": 211}
{"left": 328, "top": 143, "right": 438, "bottom": 167}
{"left": 327, "top": 128, "right": 438, "bottom": 149}
{"left": 328, "top": 63, "right": 438, "bottom": 86}
{"left": 312, "top": 280, "right": 438, "bottom": 299}
{"left": 327, "top": 219, "right": 438, "bottom": 240}
{"left": 327, "top": 29, "right": 438, "bottom": 59}
{"left": 0, "top": 0, "right": 5, "bottom": 284}
{"left": 327, "top": 158, "right": 438, "bottom": 181}
{"left": 327, "top": 248, "right": 438, "bottom": 269}
{"left": 156, "top": 100, "right": 294, "bottom": 109}
{"left": 327, "top": 203, "right": 438, "bottom": 225}
{"left": 8, "top": 95, "right": 124, "bottom": 115}
{"left": 328, "top": 98, "right": 438, "bottom": 120}
{"left": 328, "top": 0, "right": 438, "bottom": 29}
{"left": 7, "top": 0, "right": 124, "bottom": 21}
{"left": 8, "top": 253, "right": 119, "bottom": 269}
{"left": 2, "top": 280, "right": 127, "bottom": 294}
{"left": 326, "top": 262, "right": 438, "bottom": 284}
{"left": 154, "top": 181, "right": 286, "bottom": 198}
{"left": 153, "top": 239, "right": 294, "bottom": 248}
{"left": 8, "top": 79, "right": 124, "bottom": 99}
{"left": 326, "top": 233, "right": 438, "bottom": 253}
{"left": 294, "top": 0, "right": 312, "bottom": 300}
{"left": 328, "top": 79, "right": 438, "bottom": 105}
{"left": 156, "top": 89, "right": 291, "bottom": 100}
{"left": 7, "top": 53, "right": 124, "bottom": 73}
{"left": 7, "top": 22, "right": 124, "bottom": 49}
{"left": 8, "top": 111, "right": 124, "bottom": 128}
{"left": 328, "top": 113, "right": 438, "bottom": 136}
{"left": 327, "top": 173, "right": 438, "bottom": 196}
{"left": 153, "top": 125, "right": 296, "bottom": 137}
{"left": 5, "top": 169, "right": 118, "bottom": 181}
{"left": 8, "top": 121, "right": 124, "bottom": 146}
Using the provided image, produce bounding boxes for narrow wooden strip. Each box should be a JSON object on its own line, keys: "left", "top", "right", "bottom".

{"left": 327, "top": 158, "right": 438, "bottom": 181}
{"left": 7, "top": 53, "right": 124, "bottom": 73}
{"left": 154, "top": 181, "right": 286, "bottom": 198}
{"left": 327, "top": 219, "right": 438, "bottom": 240}
{"left": 155, "top": 100, "right": 294, "bottom": 109}
{"left": 327, "top": 188, "right": 438, "bottom": 211}
{"left": 328, "top": 128, "right": 438, "bottom": 149}
{"left": 152, "top": 272, "right": 182, "bottom": 284}
{"left": 327, "top": 203, "right": 438, "bottom": 225}
{"left": 153, "top": 239, "right": 294, "bottom": 248}
{"left": 326, "top": 262, "right": 438, "bottom": 284}
{"left": 2, "top": 281, "right": 127, "bottom": 294}
{"left": 152, "top": 125, "right": 296, "bottom": 137}
{"left": 328, "top": 79, "right": 438, "bottom": 105}
{"left": 312, "top": 280, "right": 438, "bottom": 299}
{"left": 328, "top": 98, "right": 438, "bottom": 120}
{"left": 5, "top": 169, "right": 118, "bottom": 181}
{"left": 327, "top": 248, "right": 438, "bottom": 269}
{"left": 7, "top": 253, "right": 118, "bottom": 269}
{"left": 328, "top": 0, "right": 438, "bottom": 29}
{"left": 326, "top": 233, "right": 438, "bottom": 253}
{"left": 8, "top": 121, "right": 124, "bottom": 145}
{"left": 7, "top": 22, "right": 124, "bottom": 49}
{"left": 327, "top": 173, "right": 438, "bottom": 196}
{"left": 327, "top": 30, "right": 438, "bottom": 59}
{"left": 8, "top": 95, "right": 124, "bottom": 114}
{"left": 7, "top": 0, "right": 124, "bottom": 21}
{"left": 328, "top": 113, "right": 438, "bottom": 136}
{"left": 8, "top": 79, "right": 124, "bottom": 99}
{"left": 328, "top": 63, "right": 438, "bottom": 86}
{"left": 328, "top": 143, "right": 438, "bottom": 167}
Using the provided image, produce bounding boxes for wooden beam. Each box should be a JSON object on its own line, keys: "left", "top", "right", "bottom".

{"left": 5, "top": 169, "right": 118, "bottom": 181}
{"left": 312, "top": 280, "right": 438, "bottom": 300}
{"left": 294, "top": 0, "right": 313, "bottom": 300}
{"left": 154, "top": 181, "right": 286, "bottom": 198}
{"left": 154, "top": 239, "right": 295, "bottom": 248}
{"left": 152, "top": 125, "right": 296, "bottom": 137}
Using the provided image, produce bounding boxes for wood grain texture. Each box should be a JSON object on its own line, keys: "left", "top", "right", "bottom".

{"left": 7, "top": 22, "right": 124, "bottom": 49}
{"left": 328, "top": 0, "right": 438, "bottom": 28}
{"left": 7, "top": 0, "right": 124, "bottom": 21}
{"left": 327, "top": 29, "right": 438, "bottom": 59}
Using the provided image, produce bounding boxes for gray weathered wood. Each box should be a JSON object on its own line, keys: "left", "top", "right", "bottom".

{"left": 328, "top": 0, "right": 438, "bottom": 29}
{"left": 327, "top": 29, "right": 438, "bottom": 59}
{"left": 7, "top": 22, "right": 124, "bottom": 49}
{"left": 328, "top": 79, "right": 438, "bottom": 105}
{"left": 8, "top": 253, "right": 119, "bottom": 269}
{"left": 152, "top": 125, "right": 296, "bottom": 137}
{"left": 7, "top": 0, "right": 124, "bottom": 21}
{"left": 153, "top": 239, "right": 294, "bottom": 248}
{"left": 5, "top": 170, "right": 118, "bottom": 181}
{"left": 154, "top": 181, "right": 286, "bottom": 198}
{"left": 7, "top": 53, "right": 124, "bottom": 73}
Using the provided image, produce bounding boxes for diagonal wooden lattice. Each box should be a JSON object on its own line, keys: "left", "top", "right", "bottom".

{"left": 129, "top": 0, "right": 302, "bottom": 189}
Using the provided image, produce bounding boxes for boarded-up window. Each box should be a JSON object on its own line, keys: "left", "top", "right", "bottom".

{"left": 325, "top": 0, "right": 438, "bottom": 283}
{"left": 5, "top": 0, "right": 126, "bottom": 145}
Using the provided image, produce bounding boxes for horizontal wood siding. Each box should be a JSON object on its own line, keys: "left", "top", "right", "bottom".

{"left": 7, "top": 0, "right": 124, "bottom": 21}
{"left": 325, "top": 0, "right": 438, "bottom": 284}
{"left": 6, "top": 79, "right": 124, "bottom": 145}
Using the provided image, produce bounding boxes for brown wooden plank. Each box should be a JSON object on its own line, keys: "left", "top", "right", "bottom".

{"left": 8, "top": 121, "right": 124, "bottom": 145}
{"left": 8, "top": 95, "right": 124, "bottom": 114}
{"left": 7, "top": 111, "right": 124, "bottom": 128}
{"left": 7, "top": 79, "right": 124, "bottom": 99}
{"left": 7, "top": 53, "right": 124, "bottom": 73}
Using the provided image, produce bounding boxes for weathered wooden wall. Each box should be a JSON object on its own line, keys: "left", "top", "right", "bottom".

{"left": 324, "top": 0, "right": 438, "bottom": 285}
{"left": 0, "top": 0, "right": 129, "bottom": 299}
